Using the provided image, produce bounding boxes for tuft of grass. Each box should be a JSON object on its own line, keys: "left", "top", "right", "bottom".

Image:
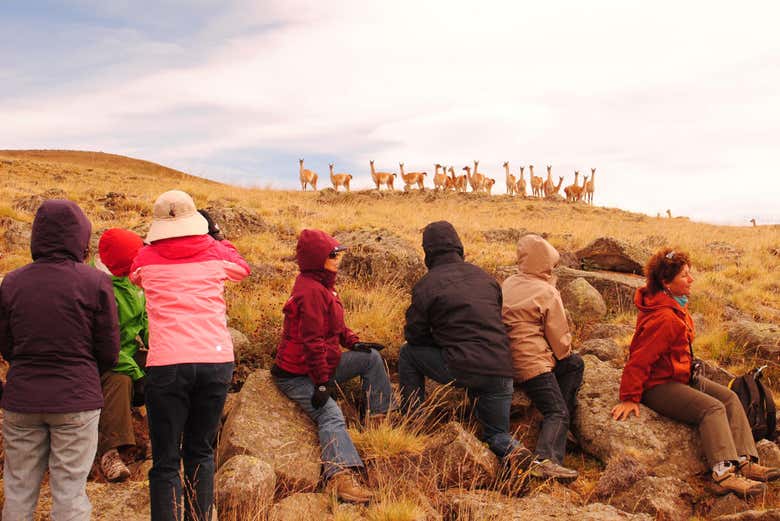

{"left": 365, "top": 499, "right": 424, "bottom": 521}
{"left": 349, "top": 423, "right": 428, "bottom": 460}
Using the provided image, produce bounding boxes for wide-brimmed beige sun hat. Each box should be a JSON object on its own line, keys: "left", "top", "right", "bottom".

{"left": 146, "top": 190, "right": 208, "bottom": 243}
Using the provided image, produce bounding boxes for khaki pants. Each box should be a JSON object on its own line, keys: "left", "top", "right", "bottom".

{"left": 642, "top": 376, "right": 757, "bottom": 468}
{"left": 98, "top": 371, "right": 136, "bottom": 456}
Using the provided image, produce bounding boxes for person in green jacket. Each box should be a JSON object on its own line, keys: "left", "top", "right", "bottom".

{"left": 94, "top": 228, "right": 148, "bottom": 482}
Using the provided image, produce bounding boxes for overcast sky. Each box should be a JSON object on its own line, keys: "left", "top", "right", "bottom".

{"left": 2, "top": 1, "right": 779, "bottom": 224}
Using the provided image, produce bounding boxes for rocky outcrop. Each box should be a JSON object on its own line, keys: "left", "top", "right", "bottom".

{"left": 0, "top": 217, "right": 32, "bottom": 250}
{"left": 579, "top": 338, "right": 624, "bottom": 366}
{"left": 727, "top": 319, "right": 780, "bottom": 359}
{"left": 611, "top": 476, "right": 695, "bottom": 521}
{"left": 422, "top": 422, "right": 500, "bottom": 488}
{"left": 269, "top": 493, "right": 332, "bottom": 521}
{"left": 228, "top": 327, "right": 250, "bottom": 360}
{"left": 11, "top": 188, "right": 67, "bottom": 214}
{"left": 573, "top": 356, "right": 707, "bottom": 477}
{"left": 708, "top": 494, "right": 750, "bottom": 518}
{"left": 575, "top": 237, "right": 651, "bottom": 275}
{"left": 203, "top": 204, "right": 268, "bottom": 239}
{"left": 560, "top": 278, "right": 607, "bottom": 325}
{"left": 334, "top": 228, "right": 425, "bottom": 288}
{"left": 714, "top": 510, "right": 780, "bottom": 521}
{"left": 757, "top": 439, "right": 780, "bottom": 467}
{"left": 594, "top": 455, "right": 649, "bottom": 498}
{"left": 443, "top": 489, "right": 652, "bottom": 520}
{"left": 555, "top": 266, "right": 644, "bottom": 314}
{"left": 217, "top": 370, "right": 321, "bottom": 492}
{"left": 587, "top": 323, "right": 634, "bottom": 341}
{"left": 215, "top": 455, "right": 275, "bottom": 517}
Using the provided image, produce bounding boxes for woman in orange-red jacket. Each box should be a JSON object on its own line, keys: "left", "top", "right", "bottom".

{"left": 611, "top": 248, "right": 778, "bottom": 498}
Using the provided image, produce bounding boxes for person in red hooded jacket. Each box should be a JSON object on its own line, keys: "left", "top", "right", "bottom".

{"left": 272, "top": 229, "right": 392, "bottom": 504}
{"left": 612, "top": 248, "right": 779, "bottom": 498}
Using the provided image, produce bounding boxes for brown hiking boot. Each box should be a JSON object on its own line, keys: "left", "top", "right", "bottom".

{"left": 326, "top": 470, "right": 373, "bottom": 504}
{"left": 739, "top": 460, "right": 780, "bottom": 482}
{"left": 711, "top": 468, "right": 766, "bottom": 498}
{"left": 101, "top": 448, "right": 130, "bottom": 482}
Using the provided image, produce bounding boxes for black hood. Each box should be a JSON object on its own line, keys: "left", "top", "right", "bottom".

{"left": 31, "top": 199, "right": 92, "bottom": 262}
{"left": 422, "top": 221, "right": 464, "bottom": 268}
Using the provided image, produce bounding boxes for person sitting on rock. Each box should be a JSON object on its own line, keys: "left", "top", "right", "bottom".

{"left": 1, "top": 199, "right": 120, "bottom": 520}
{"left": 611, "top": 247, "right": 780, "bottom": 498}
{"left": 398, "top": 220, "right": 533, "bottom": 469}
{"left": 501, "top": 234, "right": 583, "bottom": 482}
{"left": 130, "top": 191, "right": 251, "bottom": 520}
{"left": 271, "top": 229, "right": 392, "bottom": 505}
{"left": 93, "top": 228, "right": 149, "bottom": 483}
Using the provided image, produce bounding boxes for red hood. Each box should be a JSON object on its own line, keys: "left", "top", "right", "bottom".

{"left": 296, "top": 229, "right": 340, "bottom": 272}
{"left": 150, "top": 234, "right": 213, "bottom": 259}
{"left": 634, "top": 286, "right": 686, "bottom": 314}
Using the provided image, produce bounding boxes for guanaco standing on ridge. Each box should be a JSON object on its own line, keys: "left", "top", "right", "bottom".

{"left": 449, "top": 166, "right": 467, "bottom": 192}
{"left": 464, "top": 162, "right": 485, "bottom": 192}
{"left": 399, "top": 163, "right": 427, "bottom": 191}
{"left": 483, "top": 177, "right": 496, "bottom": 195}
{"left": 750, "top": 218, "right": 757, "bottom": 227}
{"left": 298, "top": 159, "right": 318, "bottom": 191}
{"left": 369, "top": 160, "right": 396, "bottom": 191}
{"left": 503, "top": 161, "right": 516, "bottom": 196}
{"left": 584, "top": 167, "right": 596, "bottom": 205}
{"left": 551, "top": 176, "right": 564, "bottom": 196}
{"left": 515, "top": 166, "right": 527, "bottom": 198}
{"left": 433, "top": 164, "right": 448, "bottom": 191}
{"left": 543, "top": 165, "right": 556, "bottom": 197}
{"left": 564, "top": 171, "right": 583, "bottom": 202}
{"left": 529, "top": 165, "right": 544, "bottom": 197}
{"left": 666, "top": 209, "right": 672, "bottom": 218}
{"left": 474, "top": 160, "right": 488, "bottom": 192}
{"left": 328, "top": 163, "right": 352, "bottom": 192}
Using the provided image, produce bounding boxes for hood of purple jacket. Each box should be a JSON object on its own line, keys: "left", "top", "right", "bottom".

{"left": 31, "top": 199, "right": 92, "bottom": 262}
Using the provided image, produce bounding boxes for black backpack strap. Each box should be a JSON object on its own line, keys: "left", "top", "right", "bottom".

{"left": 755, "top": 371, "right": 777, "bottom": 439}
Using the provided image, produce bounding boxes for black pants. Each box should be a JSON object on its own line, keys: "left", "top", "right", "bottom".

{"left": 520, "top": 353, "right": 584, "bottom": 464}
{"left": 145, "top": 362, "right": 233, "bottom": 521}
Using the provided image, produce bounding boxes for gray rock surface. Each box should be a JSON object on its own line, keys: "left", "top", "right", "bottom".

{"left": 587, "top": 323, "right": 634, "bottom": 341}
{"left": 611, "top": 476, "right": 695, "bottom": 521}
{"left": 217, "top": 370, "right": 321, "bottom": 492}
{"left": 757, "top": 439, "right": 780, "bottom": 467}
{"left": 228, "top": 327, "right": 250, "bottom": 361}
{"left": 560, "top": 278, "right": 607, "bottom": 325}
{"left": 269, "top": 493, "right": 332, "bottom": 521}
{"left": 555, "top": 266, "right": 644, "bottom": 314}
{"left": 575, "top": 237, "right": 651, "bottom": 275}
{"left": 579, "top": 338, "right": 624, "bottom": 366}
{"left": 215, "top": 455, "right": 275, "bottom": 517}
{"left": 334, "top": 228, "right": 425, "bottom": 289}
{"left": 423, "top": 422, "right": 500, "bottom": 488}
{"left": 443, "top": 489, "right": 652, "bottom": 520}
{"left": 1, "top": 217, "right": 32, "bottom": 250}
{"left": 727, "top": 319, "right": 780, "bottom": 359}
{"left": 573, "top": 355, "right": 707, "bottom": 477}
{"left": 203, "top": 204, "right": 268, "bottom": 239}
{"left": 708, "top": 494, "right": 750, "bottom": 518}
{"left": 594, "top": 455, "right": 649, "bottom": 498}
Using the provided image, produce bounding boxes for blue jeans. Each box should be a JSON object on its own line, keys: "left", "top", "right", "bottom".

{"left": 398, "top": 343, "right": 520, "bottom": 459}
{"left": 521, "top": 353, "right": 584, "bottom": 464}
{"left": 273, "top": 349, "right": 392, "bottom": 480}
{"left": 145, "top": 362, "right": 233, "bottom": 521}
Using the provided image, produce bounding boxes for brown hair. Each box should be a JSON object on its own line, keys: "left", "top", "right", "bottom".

{"left": 644, "top": 247, "right": 691, "bottom": 294}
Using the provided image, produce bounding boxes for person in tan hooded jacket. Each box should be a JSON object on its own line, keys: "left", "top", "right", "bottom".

{"left": 501, "top": 234, "right": 584, "bottom": 482}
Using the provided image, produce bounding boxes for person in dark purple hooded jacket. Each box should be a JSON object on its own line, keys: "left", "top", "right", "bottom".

{"left": 0, "top": 199, "right": 120, "bottom": 520}
{"left": 271, "top": 229, "right": 391, "bottom": 504}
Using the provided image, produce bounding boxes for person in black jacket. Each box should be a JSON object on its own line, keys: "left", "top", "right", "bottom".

{"left": 399, "top": 220, "right": 531, "bottom": 464}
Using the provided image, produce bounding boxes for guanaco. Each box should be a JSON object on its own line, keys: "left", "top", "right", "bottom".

{"left": 328, "top": 163, "right": 352, "bottom": 192}
{"left": 369, "top": 160, "right": 396, "bottom": 191}
{"left": 298, "top": 158, "right": 318, "bottom": 191}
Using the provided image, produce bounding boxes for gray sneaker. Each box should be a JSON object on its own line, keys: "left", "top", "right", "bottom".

{"left": 530, "top": 459, "right": 579, "bottom": 482}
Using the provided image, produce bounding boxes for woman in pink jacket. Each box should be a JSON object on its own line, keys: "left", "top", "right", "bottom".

{"left": 130, "top": 191, "right": 250, "bottom": 521}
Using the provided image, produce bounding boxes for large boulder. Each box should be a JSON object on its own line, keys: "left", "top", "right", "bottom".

{"left": 555, "top": 266, "right": 644, "bottom": 315}
{"left": 334, "top": 228, "right": 425, "bottom": 289}
{"left": 228, "top": 327, "right": 251, "bottom": 361}
{"left": 269, "top": 493, "right": 332, "bottom": 521}
{"left": 575, "top": 237, "right": 651, "bottom": 275}
{"left": 443, "top": 489, "right": 652, "bottom": 520}
{"left": 422, "top": 422, "right": 500, "bottom": 489}
{"left": 217, "top": 370, "right": 321, "bottom": 492}
{"left": 611, "top": 476, "right": 695, "bottom": 521}
{"left": 573, "top": 355, "right": 707, "bottom": 478}
{"left": 1, "top": 217, "right": 32, "bottom": 250}
{"left": 757, "top": 439, "right": 780, "bottom": 467}
{"left": 579, "top": 338, "right": 624, "bottom": 366}
{"left": 215, "top": 455, "right": 275, "bottom": 517}
{"left": 726, "top": 319, "right": 780, "bottom": 359}
{"left": 203, "top": 204, "right": 268, "bottom": 239}
{"left": 560, "top": 278, "right": 607, "bottom": 325}
{"left": 587, "top": 322, "right": 634, "bottom": 341}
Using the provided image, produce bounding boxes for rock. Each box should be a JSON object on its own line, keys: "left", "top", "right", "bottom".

{"left": 228, "top": 327, "right": 250, "bottom": 360}
{"left": 269, "top": 493, "right": 332, "bottom": 521}
{"left": 611, "top": 476, "right": 695, "bottom": 521}
{"left": 587, "top": 323, "right": 634, "bottom": 341}
{"left": 594, "top": 455, "right": 649, "bottom": 498}
{"left": 560, "top": 278, "right": 607, "bottom": 325}
{"left": 557, "top": 250, "right": 580, "bottom": 269}
{"left": 482, "top": 228, "right": 547, "bottom": 243}
{"left": 545, "top": 193, "right": 565, "bottom": 203}
{"left": 11, "top": 189, "right": 67, "bottom": 214}
{"left": 334, "top": 228, "right": 425, "bottom": 289}
{"left": 215, "top": 455, "right": 275, "bottom": 517}
{"left": 443, "top": 489, "right": 652, "bottom": 520}
{"left": 217, "top": 369, "right": 321, "bottom": 492}
{"left": 221, "top": 392, "right": 238, "bottom": 423}
{"left": 555, "top": 266, "right": 644, "bottom": 315}
{"left": 708, "top": 494, "right": 750, "bottom": 518}
{"left": 714, "top": 510, "right": 780, "bottom": 521}
{"left": 576, "top": 237, "right": 651, "bottom": 275}
{"left": 699, "top": 359, "right": 736, "bottom": 388}
{"left": 573, "top": 355, "right": 707, "bottom": 478}
{"left": 1, "top": 217, "right": 32, "bottom": 249}
{"left": 203, "top": 204, "right": 268, "bottom": 239}
{"left": 579, "top": 339, "right": 624, "bottom": 366}
{"left": 423, "top": 422, "right": 500, "bottom": 488}
{"left": 727, "top": 319, "right": 780, "bottom": 359}
{"left": 757, "top": 439, "right": 780, "bottom": 467}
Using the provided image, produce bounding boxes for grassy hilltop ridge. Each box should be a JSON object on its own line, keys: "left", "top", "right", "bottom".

{"left": 1, "top": 149, "right": 778, "bottom": 379}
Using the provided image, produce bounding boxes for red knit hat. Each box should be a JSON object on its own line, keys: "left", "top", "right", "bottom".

{"left": 98, "top": 228, "right": 144, "bottom": 276}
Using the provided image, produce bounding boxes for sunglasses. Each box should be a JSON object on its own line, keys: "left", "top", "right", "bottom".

{"left": 328, "top": 250, "right": 342, "bottom": 259}
{"left": 665, "top": 251, "right": 676, "bottom": 260}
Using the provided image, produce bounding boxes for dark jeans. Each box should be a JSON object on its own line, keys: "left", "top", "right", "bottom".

{"left": 145, "top": 362, "right": 233, "bottom": 521}
{"left": 520, "top": 353, "right": 584, "bottom": 464}
{"left": 273, "top": 349, "right": 392, "bottom": 480}
{"left": 398, "top": 343, "right": 521, "bottom": 459}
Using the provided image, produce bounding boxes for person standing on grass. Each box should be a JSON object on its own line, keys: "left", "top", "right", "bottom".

{"left": 501, "top": 234, "right": 583, "bottom": 482}
{"left": 130, "top": 192, "right": 250, "bottom": 521}
{"left": 93, "top": 228, "right": 149, "bottom": 483}
{"left": 272, "top": 228, "right": 392, "bottom": 505}
{"left": 612, "top": 247, "right": 780, "bottom": 498}
{"left": 398, "top": 220, "right": 533, "bottom": 469}
{"left": 0, "top": 199, "right": 120, "bottom": 520}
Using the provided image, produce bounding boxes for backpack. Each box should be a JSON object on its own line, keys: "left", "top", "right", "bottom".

{"left": 729, "top": 366, "right": 777, "bottom": 442}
